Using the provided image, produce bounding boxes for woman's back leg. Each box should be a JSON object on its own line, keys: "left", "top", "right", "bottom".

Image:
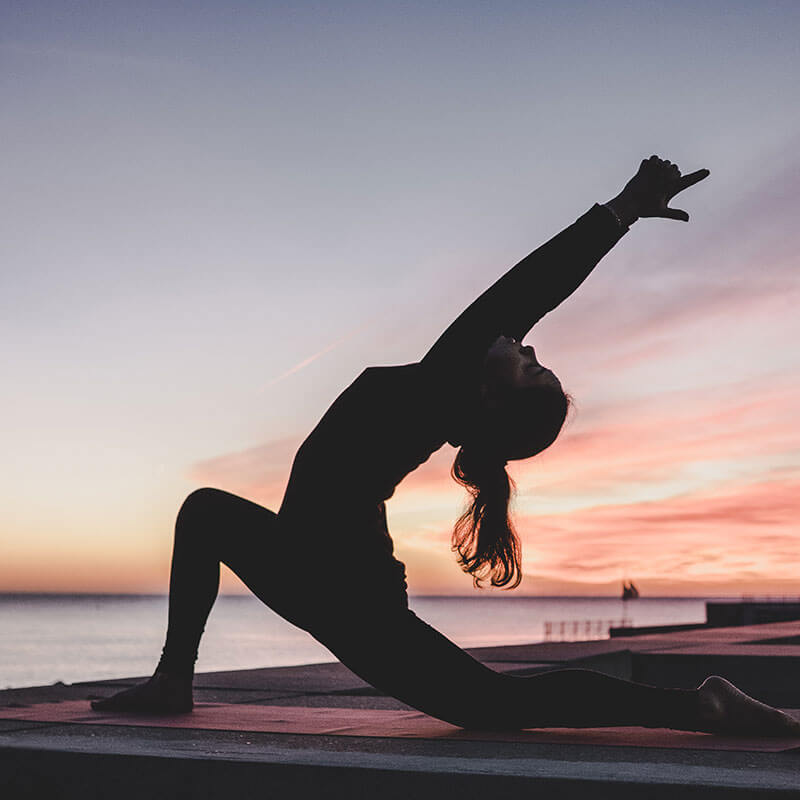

{"left": 319, "top": 607, "right": 705, "bottom": 731}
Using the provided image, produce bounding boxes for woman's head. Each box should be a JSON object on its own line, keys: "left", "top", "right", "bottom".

{"left": 473, "top": 335, "right": 570, "bottom": 461}
{"left": 482, "top": 335, "right": 562, "bottom": 397}
{"left": 449, "top": 335, "right": 571, "bottom": 589}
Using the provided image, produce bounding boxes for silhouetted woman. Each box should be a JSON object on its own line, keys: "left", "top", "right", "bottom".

{"left": 93, "top": 156, "right": 799, "bottom": 736}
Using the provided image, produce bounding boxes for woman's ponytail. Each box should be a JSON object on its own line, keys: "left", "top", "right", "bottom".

{"left": 451, "top": 447, "right": 521, "bottom": 589}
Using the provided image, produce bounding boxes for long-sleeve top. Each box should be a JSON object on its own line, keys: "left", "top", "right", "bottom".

{"left": 277, "top": 204, "right": 628, "bottom": 602}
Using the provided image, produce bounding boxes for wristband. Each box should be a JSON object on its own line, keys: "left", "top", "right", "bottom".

{"left": 601, "top": 202, "right": 628, "bottom": 230}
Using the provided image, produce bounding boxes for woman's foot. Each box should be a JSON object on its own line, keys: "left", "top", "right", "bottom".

{"left": 696, "top": 675, "right": 800, "bottom": 737}
{"left": 90, "top": 671, "right": 193, "bottom": 714}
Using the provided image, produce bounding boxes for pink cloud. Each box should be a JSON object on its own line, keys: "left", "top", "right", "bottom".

{"left": 511, "top": 475, "right": 800, "bottom": 588}
{"left": 396, "top": 474, "right": 800, "bottom": 596}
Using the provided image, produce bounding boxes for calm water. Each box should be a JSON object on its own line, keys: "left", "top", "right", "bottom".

{"left": 1, "top": 594, "right": 717, "bottom": 689}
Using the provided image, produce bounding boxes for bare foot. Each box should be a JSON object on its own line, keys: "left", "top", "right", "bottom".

{"left": 90, "top": 671, "right": 193, "bottom": 714}
{"left": 696, "top": 676, "right": 800, "bottom": 737}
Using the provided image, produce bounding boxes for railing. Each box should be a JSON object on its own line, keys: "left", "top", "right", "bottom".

{"left": 543, "top": 618, "right": 632, "bottom": 642}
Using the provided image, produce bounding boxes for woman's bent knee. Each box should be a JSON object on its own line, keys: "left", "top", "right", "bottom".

{"left": 176, "top": 488, "right": 227, "bottom": 529}
{"left": 175, "top": 487, "right": 279, "bottom": 556}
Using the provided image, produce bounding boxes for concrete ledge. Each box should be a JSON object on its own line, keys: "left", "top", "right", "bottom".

{"left": 5, "top": 739, "right": 800, "bottom": 800}
{"left": 631, "top": 651, "right": 800, "bottom": 707}
{"left": 610, "top": 622, "right": 709, "bottom": 637}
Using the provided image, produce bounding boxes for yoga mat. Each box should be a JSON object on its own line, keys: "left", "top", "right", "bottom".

{"left": 2, "top": 701, "right": 800, "bottom": 752}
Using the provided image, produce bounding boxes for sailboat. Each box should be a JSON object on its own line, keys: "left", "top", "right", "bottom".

{"left": 621, "top": 580, "right": 640, "bottom": 600}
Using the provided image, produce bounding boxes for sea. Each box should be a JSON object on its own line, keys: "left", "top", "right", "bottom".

{"left": 1, "top": 594, "right": 720, "bottom": 690}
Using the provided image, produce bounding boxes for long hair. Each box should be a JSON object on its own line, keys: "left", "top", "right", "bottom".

{"left": 451, "top": 447, "right": 521, "bottom": 588}
{"left": 450, "top": 386, "right": 571, "bottom": 589}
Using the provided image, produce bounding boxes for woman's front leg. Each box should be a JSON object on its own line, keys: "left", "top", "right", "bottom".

{"left": 92, "top": 487, "right": 287, "bottom": 712}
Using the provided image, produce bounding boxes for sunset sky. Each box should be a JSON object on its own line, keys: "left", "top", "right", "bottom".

{"left": 3, "top": 1, "right": 799, "bottom": 596}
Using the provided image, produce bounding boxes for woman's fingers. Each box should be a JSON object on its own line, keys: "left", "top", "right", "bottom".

{"left": 672, "top": 168, "right": 710, "bottom": 194}
{"left": 660, "top": 206, "right": 690, "bottom": 222}
{"left": 661, "top": 164, "right": 709, "bottom": 220}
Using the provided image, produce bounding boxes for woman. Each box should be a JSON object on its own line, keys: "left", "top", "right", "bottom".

{"left": 92, "top": 156, "right": 799, "bottom": 736}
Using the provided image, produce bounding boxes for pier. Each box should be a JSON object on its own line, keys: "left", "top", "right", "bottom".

{"left": 3, "top": 602, "right": 800, "bottom": 798}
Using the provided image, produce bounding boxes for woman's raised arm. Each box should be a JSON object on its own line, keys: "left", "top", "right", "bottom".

{"left": 419, "top": 156, "right": 709, "bottom": 384}
{"left": 419, "top": 203, "right": 626, "bottom": 383}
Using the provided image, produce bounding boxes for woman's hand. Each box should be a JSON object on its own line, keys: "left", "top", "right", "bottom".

{"left": 606, "top": 155, "right": 710, "bottom": 225}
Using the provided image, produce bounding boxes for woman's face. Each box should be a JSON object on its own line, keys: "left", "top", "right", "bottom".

{"left": 481, "top": 335, "right": 562, "bottom": 396}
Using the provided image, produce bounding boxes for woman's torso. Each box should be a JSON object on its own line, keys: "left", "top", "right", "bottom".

{"left": 277, "top": 363, "right": 449, "bottom": 598}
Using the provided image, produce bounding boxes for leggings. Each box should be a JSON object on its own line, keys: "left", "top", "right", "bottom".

{"left": 158, "top": 487, "right": 701, "bottom": 730}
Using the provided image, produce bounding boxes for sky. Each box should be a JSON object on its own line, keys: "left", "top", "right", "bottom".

{"left": 2, "top": 0, "right": 799, "bottom": 596}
